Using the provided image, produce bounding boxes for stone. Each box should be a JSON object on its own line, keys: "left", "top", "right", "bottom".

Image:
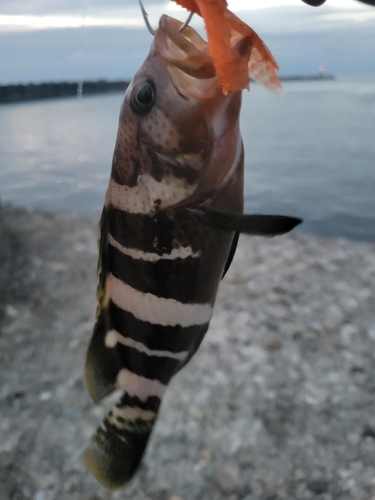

{"left": 257, "top": 471, "right": 276, "bottom": 492}
{"left": 265, "top": 340, "right": 282, "bottom": 352}
{"left": 200, "top": 447, "right": 212, "bottom": 461}
{"left": 215, "top": 468, "right": 238, "bottom": 493}
{"left": 294, "top": 469, "right": 306, "bottom": 481}
{"left": 340, "top": 324, "right": 359, "bottom": 346}
{"left": 349, "top": 461, "right": 363, "bottom": 471}
{"left": 323, "top": 304, "right": 344, "bottom": 332}
{"left": 307, "top": 478, "right": 329, "bottom": 494}
{"left": 362, "top": 424, "right": 375, "bottom": 439}
{"left": 367, "top": 327, "right": 375, "bottom": 341}
{"left": 188, "top": 406, "right": 203, "bottom": 422}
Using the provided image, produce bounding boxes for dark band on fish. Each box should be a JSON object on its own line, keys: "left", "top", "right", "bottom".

{"left": 107, "top": 205, "right": 210, "bottom": 255}
{"left": 107, "top": 243, "right": 218, "bottom": 304}
{"left": 118, "top": 393, "right": 161, "bottom": 413}
{"left": 112, "top": 149, "right": 141, "bottom": 187}
{"left": 115, "top": 343, "right": 182, "bottom": 385}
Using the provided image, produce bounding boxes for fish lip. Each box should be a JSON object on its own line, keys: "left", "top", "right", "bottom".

{"left": 154, "top": 15, "right": 219, "bottom": 99}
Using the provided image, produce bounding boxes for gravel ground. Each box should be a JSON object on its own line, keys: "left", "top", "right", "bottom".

{"left": 1, "top": 206, "right": 375, "bottom": 500}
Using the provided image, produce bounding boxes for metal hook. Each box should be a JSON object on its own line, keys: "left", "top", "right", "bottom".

{"left": 179, "top": 11, "right": 194, "bottom": 32}
{"left": 138, "top": 0, "right": 193, "bottom": 36}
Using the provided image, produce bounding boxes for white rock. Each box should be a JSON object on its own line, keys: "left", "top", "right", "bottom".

{"left": 340, "top": 324, "right": 359, "bottom": 346}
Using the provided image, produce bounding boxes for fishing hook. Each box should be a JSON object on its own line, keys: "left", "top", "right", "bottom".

{"left": 138, "top": 0, "right": 193, "bottom": 35}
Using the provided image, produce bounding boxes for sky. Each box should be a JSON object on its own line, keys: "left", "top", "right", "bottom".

{"left": 0, "top": 0, "right": 374, "bottom": 84}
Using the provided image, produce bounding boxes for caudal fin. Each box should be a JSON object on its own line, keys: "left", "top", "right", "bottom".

{"left": 83, "top": 393, "right": 161, "bottom": 490}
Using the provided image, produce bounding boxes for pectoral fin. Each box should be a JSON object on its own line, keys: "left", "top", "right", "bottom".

{"left": 222, "top": 231, "right": 239, "bottom": 278}
{"left": 189, "top": 208, "right": 302, "bottom": 236}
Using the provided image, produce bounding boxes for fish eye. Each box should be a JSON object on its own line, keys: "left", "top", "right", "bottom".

{"left": 130, "top": 81, "right": 155, "bottom": 116}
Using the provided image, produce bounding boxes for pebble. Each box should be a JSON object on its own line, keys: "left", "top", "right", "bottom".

{"left": 215, "top": 468, "right": 238, "bottom": 493}
{"left": 340, "top": 324, "right": 359, "bottom": 346}
{"left": 39, "top": 391, "right": 52, "bottom": 401}
{"left": 4, "top": 305, "right": 17, "bottom": 318}
{"left": 265, "top": 339, "right": 282, "bottom": 352}
{"left": 362, "top": 424, "right": 375, "bottom": 439}
{"left": 367, "top": 327, "right": 375, "bottom": 341}
{"left": 188, "top": 406, "right": 203, "bottom": 422}
{"left": 307, "top": 478, "right": 329, "bottom": 494}
{"left": 323, "top": 304, "right": 344, "bottom": 331}
{"left": 349, "top": 461, "right": 363, "bottom": 471}
{"left": 200, "top": 447, "right": 212, "bottom": 461}
{"left": 257, "top": 470, "right": 276, "bottom": 492}
{"left": 294, "top": 469, "right": 306, "bottom": 481}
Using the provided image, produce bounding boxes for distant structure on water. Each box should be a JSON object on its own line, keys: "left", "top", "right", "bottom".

{"left": 280, "top": 65, "right": 334, "bottom": 82}
{"left": 279, "top": 73, "right": 335, "bottom": 82}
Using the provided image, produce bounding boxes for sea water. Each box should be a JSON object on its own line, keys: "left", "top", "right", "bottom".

{"left": 0, "top": 77, "right": 374, "bottom": 240}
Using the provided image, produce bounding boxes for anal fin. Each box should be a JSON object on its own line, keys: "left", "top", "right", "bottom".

{"left": 84, "top": 311, "right": 120, "bottom": 403}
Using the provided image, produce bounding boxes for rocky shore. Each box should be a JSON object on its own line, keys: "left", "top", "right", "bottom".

{"left": 1, "top": 206, "right": 375, "bottom": 500}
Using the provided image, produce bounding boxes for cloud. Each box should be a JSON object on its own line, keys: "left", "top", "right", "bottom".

{"left": 0, "top": 0, "right": 163, "bottom": 16}
{"left": 0, "top": 27, "right": 152, "bottom": 84}
{"left": 2, "top": 0, "right": 374, "bottom": 33}
{"left": 0, "top": 14, "right": 144, "bottom": 30}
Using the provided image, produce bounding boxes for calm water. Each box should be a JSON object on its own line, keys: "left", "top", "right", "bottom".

{"left": 0, "top": 78, "right": 375, "bottom": 240}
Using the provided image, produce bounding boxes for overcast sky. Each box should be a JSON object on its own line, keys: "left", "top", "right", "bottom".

{"left": 1, "top": 0, "right": 374, "bottom": 84}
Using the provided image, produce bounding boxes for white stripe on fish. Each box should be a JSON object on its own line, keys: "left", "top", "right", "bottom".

{"left": 108, "top": 233, "right": 201, "bottom": 262}
{"left": 105, "top": 329, "right": 189, "bottom": 361}
{"left": 109, "top": 405, "right": 156, "bottom": 424}
{"left": 108, "top": 175, "right": 196, "bottom": 214}
{"left": 116, "top": 368, "right": 166, "bottom": 401}
{"left": 109, "top": 274, "right": 213, "bottom": 327}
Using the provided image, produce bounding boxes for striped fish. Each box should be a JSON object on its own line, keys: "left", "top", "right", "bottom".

{"left": 83, "top": 15, "right": 301, "bottom": 490}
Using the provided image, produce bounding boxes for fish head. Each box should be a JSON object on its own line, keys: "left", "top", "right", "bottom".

{"left": 112, "top": 15, "right": 249, "bottom": 212}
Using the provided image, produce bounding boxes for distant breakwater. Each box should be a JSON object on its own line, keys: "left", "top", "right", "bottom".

{"left": 0, "top": 74, "right": 335, "bottom": 105}
{"left": 279, "top": 74, "right": 335, "bottom": 82}
{"left": 0, "top": 80, "right": 130, "bottom": 104}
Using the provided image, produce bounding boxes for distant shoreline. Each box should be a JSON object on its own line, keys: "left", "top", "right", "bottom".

{"left": 0, "top": 74, "right": 334, "bottom": 105}
{"left": 0, "top": 80, "right": 130, "bottom": 105}
{"left": 279, "top": 74, "right": 335, "bottom": 82}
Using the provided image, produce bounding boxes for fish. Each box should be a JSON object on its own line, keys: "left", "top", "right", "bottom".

{"left": 83, "top": 14, "right": 301, "bottom": 490}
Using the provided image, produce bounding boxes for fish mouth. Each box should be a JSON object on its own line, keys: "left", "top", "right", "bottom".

{"left": 154, "top": 15, "right": 219, "bottom": 99}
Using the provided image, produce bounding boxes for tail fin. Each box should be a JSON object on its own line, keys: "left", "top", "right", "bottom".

{"left": 83, "top": 393, "right": 161, "bottom": 490}
{"left": 84, "top": 309, "right": 163, "bottom": 489}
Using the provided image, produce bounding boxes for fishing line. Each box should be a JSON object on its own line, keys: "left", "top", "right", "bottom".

{"left": 77, "top": 0, "right": 90, "bottom": 98}
{"left": 75, "top": 0, "right": 91, "bottom": 167}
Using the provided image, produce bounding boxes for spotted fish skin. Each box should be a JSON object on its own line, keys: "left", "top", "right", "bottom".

{"left": 83, "top": 15, "right": 278, "bottom": 490}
